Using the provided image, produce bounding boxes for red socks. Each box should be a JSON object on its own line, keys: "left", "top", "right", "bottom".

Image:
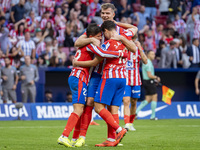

{"left": 62, "top": 112, "right": 79, "bottom": 137}
{"left": 80, "top": 106, "right": 93, "bottom": 137}
{"left": 124, "top": 115, "right": 130, "bottom": 124}
{"left": 72, "top": 116, "right": 81, "bottom": 139}
{"left": 130, "top": 114, "right": 136, "bottom": 123}
{"left": 99, "top": 108, "right": 120, "bottom": 131}
{"left": 107, "top": 114, "right": 119, "bottom": 139}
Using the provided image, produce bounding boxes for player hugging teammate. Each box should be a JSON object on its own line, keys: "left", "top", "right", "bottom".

{"left": 57, "top": 3, "right": 143, "bottom": 147}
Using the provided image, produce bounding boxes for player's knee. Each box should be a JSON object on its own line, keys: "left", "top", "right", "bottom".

{"left": 86, "top": 97, "right": 94, "bottom": 106}
{"left": 123, "top": 98, "right": 130, "bottom": 106}
{"left": 74, "top": 105, "right": 84, "bottom": 116}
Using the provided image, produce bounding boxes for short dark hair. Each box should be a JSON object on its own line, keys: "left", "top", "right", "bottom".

{"left": 101, "top": 20, "right": 116, "bottom": 32}
{"left": 192, "top": 38, "right": 198, "bottom": 43}
{"left": 147, "top": 50, "right": 154, "bottom": 55}
{"left": 86, "top": 23, "right": 101, "bottom": 37}
{"left": 0, "top": 16, "right": 6, "bottom": 21}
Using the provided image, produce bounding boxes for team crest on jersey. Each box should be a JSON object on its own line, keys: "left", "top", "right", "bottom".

{"left": 101, "top": 42, "right": 110, "bottom": 51}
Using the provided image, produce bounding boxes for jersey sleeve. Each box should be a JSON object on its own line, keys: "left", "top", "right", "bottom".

{"left": 121, "top": 29, "right": 134, "bottom": 40}
{"left": 86, "top": 43, "right": 120, "bottom": 58}
{"left": 143, "top": 61, "right": 151, "bottom": 72}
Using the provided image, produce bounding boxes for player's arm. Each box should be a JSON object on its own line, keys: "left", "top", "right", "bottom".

{"left": 195, "top": 75, "right": 200, "bottom": 95}
{"left": 114, "top": 21, "right": 138, "bottom": 35}
{"left": 112, "top": 34, "right": 137, "bottom": 53}
{"left": 88, "top": 44, "right": 127, "bottom": 58}
{"left": 134, "top": 41, "right": 147, "bottom": 64}
{"left": 74, "top": 34, "right": 100, "bottom": 48}
{"left": 73, "top": 55, "right": 103, "bottom": 67}
{"left": 147, "top": 71, "right": 161, "bottom": 82}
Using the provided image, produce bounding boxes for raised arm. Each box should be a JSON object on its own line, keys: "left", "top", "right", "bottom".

{"left": 135, "top": 41, "right": 147, "bottom": 64}
{"left": 74, "top": 34, "right": 100, "bottom": 48}
{"left": 114, "top": 21, "right": 138, "bottom": 35}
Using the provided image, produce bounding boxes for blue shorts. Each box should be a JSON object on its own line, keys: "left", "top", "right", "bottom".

{"left": 68, "top": 76, "right": 87, "bottom": 105}
{"left": 124, "top": 85, "right": 141, "bottom": 98}
{"left": 94, "top": 78, "right": 126, "bottom": 106}
{"left": 87, "top": 72, "right": 102, "bottom": 98}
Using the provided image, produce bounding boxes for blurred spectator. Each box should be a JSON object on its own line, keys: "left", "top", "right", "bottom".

{"left": 192, "top": 8, "right": 200, "bottom": 40}
{"left": 55, "top": 7, "right": 67, "bottom": 44}
{"left": 13, "top": 19, "right": 26, "bottom": 42}
{"left": 44, "top": 89, "right": 53, "bottom": 103}
{"left": 179, "top": 36, "right": 190, "bottom": 68}
{"left": 156, "top": 40, "right": 166, "bottom": 65}
{"left": 155, "top": 24, "right": 164, "bottom": 47}
{"left": 159, "top": 40, "right": 177, "bottom": 68}
{"left": 0, "top": 16, "right": 6, "bottom": 27}
{"left": 87, "top": 0, "right": 102, "bottom": 24}
{"left": 66, "top": 91, "right": 72, "bottom": 102}
{"left": 26, "top": 11, "right": 40, "bottom": 37}
{"left": 1, "top": 57, "right": 18, "bottom": 103}
{"left": 20, "top": 56, "right": 39, "bottom": 103}
{"left": 195, "top": 71, "right": 200, "bottom": 98}
{"left": 51, "top": 38, "right": 58, "bottom": 52}
{"left": 186, "top": 6, "right": 199, "bottom": 44}
{"left": 57, "top": 44, "right": 66, "bottom": 66}
{"left": 42, "top": 21, "right": 55, "bottom": 39}
{"left": 159, "top": 0, "right": 170, "bottom": 16}
{"left": 10, "top": 0, "right": 25, "bottom": 23}
{"left": 173, "top": 14, "right": 187, "bottom": 39}
{"left": 37, "top": 56, "right": 47, "bottom": 68}
{"left": 141, "top": 0, "right": 157, "bottom": 20}
{"left": 33, "top": 28, "right": 48, "bottom": 45}
{"left": 173, "top": 38, "right": 183, "bottom": 68}
{"left": 11, "top": 0, "right": 20, "bottom": 7}
{"left": 49, "top": 50, "right": 59, "bottom": 67}
{"left": 144, "top": 29, "right": 156, "bottom": 53}
{"left": 6, "top": 46, "right": 24, "bottom": 69}
{"left": 40, "top": 0, "right": 55, "bottom": 16}
{"left": 134, "top": 5, "right": 148, "bottom": 31}
{"left": 0, "top": 27, "right": 12, "bottom": 54}
{"left": 64, "top": 21, "right": 75, "bottom": 47}
{"left": 65, "top": 51, "right": 75, "bottom": 68}
{"left": 40, "top": 11, "right": 54, "bottom": 30}
{"left": 16, "top": 29, "right": 36, "bottom": 63}
{"left": 24, "top": 0, "right": 39, "bottom": 17}
{"left": 186, "top": 38, "right": 200, "bottom": 68}
{"left": 168, "top": 0, "right": 181, "bottom": 21}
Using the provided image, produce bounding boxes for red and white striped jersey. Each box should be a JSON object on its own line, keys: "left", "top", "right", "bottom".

{"left": 40, "top": 0, "right": 55, "bottom": 15}
{"left": 70, "top": 44, "right": 122, "bottom": 84}
{"left": 102, "top": 39, "right": 127, "bottom": 79}
{"left": 193, "top": 18, "right": 200, "bottom": 39}
{"left": 1, "top": 0, "right": 11, "bottom": 12}
{"left": 92, "top": 25, "right": 134, "bottom": 75}
{"left": 40, "top": 18, "right": 54, "bottom": 29}
{"left": 126, "top": 47, "right": 142, "bottom": 86}
{"left": 173, "top": 19, "right": 187, "bottom": 34}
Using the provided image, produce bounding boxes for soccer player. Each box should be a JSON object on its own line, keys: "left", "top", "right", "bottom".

{"left": 72, "top": 3, "right": 138, "bottom": 147}
{"left": 57, "top": 23, "right": 127, "bottom": 148}
{"left": 136, "top": 50, "right": 161, "bottom": 120}
{"left": 123, "top": 35, "right": 147, "bottom": 131}
{"left": 74, "top": 20, "right": 136, "bottom": 147}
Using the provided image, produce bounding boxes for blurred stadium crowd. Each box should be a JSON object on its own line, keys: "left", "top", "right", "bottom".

{"left": 0, "top": 0, "right": 199, "bottom": 103}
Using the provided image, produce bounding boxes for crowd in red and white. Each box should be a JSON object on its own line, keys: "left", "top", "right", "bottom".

{"left": 0, "top": 0, "right": 199, "bottom": 69}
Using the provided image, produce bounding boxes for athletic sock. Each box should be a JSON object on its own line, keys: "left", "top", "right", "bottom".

{"left": 151, "top": 101, "right": 157, "bottom": 119}
{"left": 99, "top": 108, "right": 120, "bottom": 131}
{"left": 124, "top": 115, "right": 130, "bottom": 124}
{"left": 130, "top": 114, "right": 136, "bottom": 123}
{"left": 72, "top": 116, "right": 81, "bottom": 139}
{"left": 80, "top": 106, "right": 93, "bottom": 137}
{"left": 107, "top": 114, "right": 119, "bottom": 140}
{"left": 62, "top": 112, "right": 79, "bottom": 137}
{"left": 136, "top": 100, "right": 149, "bottom": 114}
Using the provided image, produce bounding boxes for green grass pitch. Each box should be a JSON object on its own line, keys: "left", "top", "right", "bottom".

{"left": 0, "top": 119, "right": 199, "bottom": 150}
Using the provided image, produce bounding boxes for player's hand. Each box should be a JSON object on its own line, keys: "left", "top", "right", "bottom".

{"left": 91, "top": 37, "right": 100, "bottom": 47}
{"left": 2, "top": 76, "right": 8, "bottom": 81}
{"left": 12, "top": 84, "right": 17, "bottom": 90}
{"left": 72, "top": 58, "right": 78, "bottom": 67}
{"left": 119, "top": 51, "right": 127, "bottom": 58}
{"left": 21, "top": 75, "right": 26, "bottom": 80}
{"left": 134, "top": 41, "right": 142, "bottom": 48}
{"left": 30, "top": 80, "right": 34, "bottom": 85}
{"left": 196, "top": 88, "right": 200, "bottom": 95}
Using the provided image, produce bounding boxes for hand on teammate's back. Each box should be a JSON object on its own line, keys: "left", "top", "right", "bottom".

{"left": 91, "top": 38, "right": 100, "bottom": 47}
